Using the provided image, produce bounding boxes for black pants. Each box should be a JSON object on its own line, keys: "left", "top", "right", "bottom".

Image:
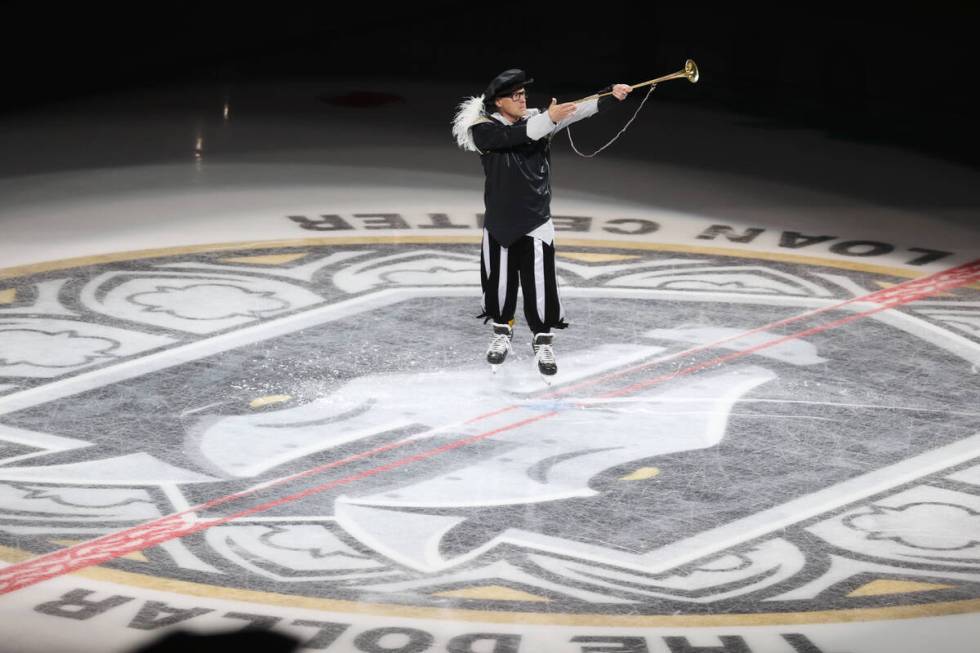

{"left": 478, "top": 228, "right": 568, "bottom": 334}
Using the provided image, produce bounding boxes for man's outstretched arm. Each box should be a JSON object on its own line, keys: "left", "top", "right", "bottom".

{"left": 549, "top": 83, "right": 633, "bottom": 133}
{"left": 472, "top": 111, "right": 560, "bottom": 151}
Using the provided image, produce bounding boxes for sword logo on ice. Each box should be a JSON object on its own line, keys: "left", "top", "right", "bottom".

{"left": 188, "top": 340, "right": 781, "bottom": 572}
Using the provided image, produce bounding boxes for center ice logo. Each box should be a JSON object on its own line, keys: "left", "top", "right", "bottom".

{"left": 1, "top": 243, "right": 978, "bottom": 614}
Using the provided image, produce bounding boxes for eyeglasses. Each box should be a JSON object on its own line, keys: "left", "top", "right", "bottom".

{"left": 507, "top": 90, "right": 527, "bottom": 102}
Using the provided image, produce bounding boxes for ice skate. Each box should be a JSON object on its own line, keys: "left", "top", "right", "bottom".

{"left": 532, "top": 332, "right": 557, "bottom": 382}
{"left": 486, "top": 322, "right": 514, "bottom": 372}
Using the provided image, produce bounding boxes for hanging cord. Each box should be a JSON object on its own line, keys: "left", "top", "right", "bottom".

{"left": 565, "top": 83, "right": 657, "bottom": 158}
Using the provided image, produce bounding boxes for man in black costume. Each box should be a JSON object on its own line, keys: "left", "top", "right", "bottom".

{"left": 453, "top": 69, "right": 631, "bottom": 377}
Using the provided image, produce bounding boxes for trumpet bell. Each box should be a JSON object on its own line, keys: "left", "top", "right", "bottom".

{"left": 685, "top": 59, "right": 699, "bottom": 83}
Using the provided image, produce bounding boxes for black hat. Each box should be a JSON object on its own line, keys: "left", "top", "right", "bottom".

{"left": 483, "top": 69, "right": 534, "bottom": 110}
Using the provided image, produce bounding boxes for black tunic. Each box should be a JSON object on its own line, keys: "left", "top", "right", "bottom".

{"left": 471, "top": 96, "right": 612, "bottom": 248}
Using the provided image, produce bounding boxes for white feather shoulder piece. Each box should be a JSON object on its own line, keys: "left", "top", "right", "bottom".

{"left": 452, "top": 95, "right": 490, "bottom": 152}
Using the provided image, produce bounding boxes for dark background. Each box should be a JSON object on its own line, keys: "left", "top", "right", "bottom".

{"left": 2, "top": 2, "right": 978, "bottom": 167}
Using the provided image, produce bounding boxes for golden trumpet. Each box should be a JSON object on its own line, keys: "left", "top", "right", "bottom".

{"left": 574, "top": 59, "right": 699, "bottom": 103}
